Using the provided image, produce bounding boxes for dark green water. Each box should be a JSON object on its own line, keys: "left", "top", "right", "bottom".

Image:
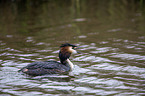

{"left": 0, "top": 0, "right": 145, "bottom": 96}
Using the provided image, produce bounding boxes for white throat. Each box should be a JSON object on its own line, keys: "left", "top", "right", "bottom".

{"left": 66, "top": 59, "right": 74, "bottom": 71}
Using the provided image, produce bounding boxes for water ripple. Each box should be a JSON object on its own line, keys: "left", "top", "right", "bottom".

{"left": 111, "top": 53, "right": 145, "bottom": 60}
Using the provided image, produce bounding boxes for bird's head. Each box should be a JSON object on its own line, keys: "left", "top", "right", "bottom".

{"left": 59, "top": 43, "right": 79, "bottom": 64}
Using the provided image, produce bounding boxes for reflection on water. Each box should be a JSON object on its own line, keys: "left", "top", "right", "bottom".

{"left": 0, "top": 0, "right": 145, "bottom": 96}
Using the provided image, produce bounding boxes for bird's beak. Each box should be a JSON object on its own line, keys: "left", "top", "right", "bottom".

{"left": 74, "top": 46, "right": 81, "bottom": 53}
{"left": 74, "top": 46, "right": 80, "bottom": 49}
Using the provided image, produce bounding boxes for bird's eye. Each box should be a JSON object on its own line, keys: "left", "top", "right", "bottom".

{"left": 73, "top": 47, "right": 77, "bottom": 49}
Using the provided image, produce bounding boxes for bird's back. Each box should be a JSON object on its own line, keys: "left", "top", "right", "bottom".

{"left": 19, "top": 61, "right": 70, "bottom": 76}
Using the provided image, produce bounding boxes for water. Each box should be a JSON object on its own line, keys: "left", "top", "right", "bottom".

{"left": 0, "top": 0, "right": 145, "bottom": 96}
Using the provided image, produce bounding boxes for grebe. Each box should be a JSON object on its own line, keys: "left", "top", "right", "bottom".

{"left": 19, "top": 43, "right": 79, "bottom": 76}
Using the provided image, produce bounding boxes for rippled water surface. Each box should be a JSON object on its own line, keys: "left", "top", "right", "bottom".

{"left": 0, "top": 1, "right": 145, "bottom": 96}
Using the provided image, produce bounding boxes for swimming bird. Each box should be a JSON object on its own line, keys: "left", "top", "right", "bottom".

{"left": 18, "top": 43, "right": 79, "bottom": 76}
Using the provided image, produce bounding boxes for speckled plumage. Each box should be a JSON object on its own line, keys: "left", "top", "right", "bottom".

{"left": 19, "top": 61, "right": 70, "bottom": 76}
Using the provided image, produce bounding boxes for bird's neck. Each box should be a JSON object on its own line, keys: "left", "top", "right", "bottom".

{"left": 59, "top": 50, "right": 74, "bottom": 71}
{"left": 66, "top": 59, "right": 74, "bottom": 71}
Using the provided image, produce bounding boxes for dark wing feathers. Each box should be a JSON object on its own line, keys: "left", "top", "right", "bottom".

{"left": 19, "top": 61, "right": 68, "bottom": 75}
{"left": 25, "top": 61, "right": 60, "bottom": 69}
